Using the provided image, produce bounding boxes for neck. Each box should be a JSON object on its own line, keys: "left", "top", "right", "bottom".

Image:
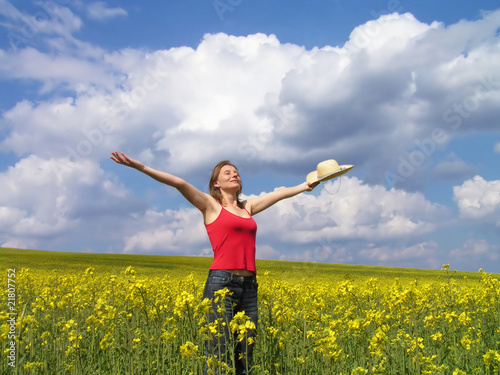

{"left": 220, "top": 191, "right": 239, "bottom": 207}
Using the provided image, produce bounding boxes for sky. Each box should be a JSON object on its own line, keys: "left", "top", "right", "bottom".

{"left": 0, "top": 0, "right": 499, "bottom": 273}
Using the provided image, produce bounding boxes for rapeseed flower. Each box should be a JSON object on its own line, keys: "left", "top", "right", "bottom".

{"left": 4, "top": 263, "right": 500, "bottom": 374}
{"left": 180, "top": 341, "right": 199, "bottom": 358}
{"left": 229, "top": 311, "right": 256, "bottom": 342}
{"left": 484, "top": 349, "right": 500, "bottom": 368}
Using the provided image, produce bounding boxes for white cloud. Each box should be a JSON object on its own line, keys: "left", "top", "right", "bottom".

{"left": 86, "top": 2, "right": 127, "bottom": 21}
{"left": 453, "top": 176, "right": 500, "bottom": 222}
{"left": 0, "top": 155, "right": 144, "bottom": 250}
{"left": 449, "top": 239, "right": 500, "bottom": 272}
{"left": 359, "top": 241, "right": 441, "bottom": 269}
{"left": 1, "top": 11, "right": 499, "bottom": 182}
{"left": 0, "top": 48, "right": 114, "bottom": 91}
{"left": 255, "top": 177, "right": 447, "bottom": 243}
{"left": 0, "top": 206, "right": 26, "bottom": 229}
{"left": 433, "top": 154, "right": 477, "bottom": 181}
{"left": 36, "top": 2, "right": 83, "bottom": 36}
{"left": 255, "top": 244, "right": 283, "bottom": 260}
{"left": 123, "top": 208, "right": 207, "bottom": 254}
{"left": 1, "top": 95, "right": 122, "bottom": 159}
{"left": 495, "top": 142, "right": 500, "bottom": 153}
{"left": 0, "top": 1, "right": 84, "bottom": 53}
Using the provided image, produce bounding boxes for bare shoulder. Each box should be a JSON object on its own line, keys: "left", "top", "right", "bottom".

{"left": 242, "top": 199, "right": 254, "bottom": 214}
{"left": 205, "top": 193, "right": 221, "bottom": 210}
{"left": 203, "top": 194, "right": 223, "bottom": 224}
{"left": 198, "top": 191, "right": 220, "bottom": 212}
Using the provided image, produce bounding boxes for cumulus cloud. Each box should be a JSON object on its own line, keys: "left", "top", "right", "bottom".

{"left": 359, "top": 241, "right": 441, "bottom": 269}
{"left": 449, "top": 239, "right": 500, "bottom": 273}
{"left": 1, "top": 10, "right": 499, "bottom": 184}
{"left": 0, "top": 155, "right": 144, "bottom": 251}
{"left": 0, "top": 49, "right": 115, "bottom": 91}
{"left": 453, "top": 176, "right": 500, "bottom": 223}
{"left": 245, "top": 177, "right": 449, "bottom": 263}
{"left": 1, "top": 95, "right": 122, "bottom": 158}
{"left": 123, "top": 208, "right": 207, "bottom": 255}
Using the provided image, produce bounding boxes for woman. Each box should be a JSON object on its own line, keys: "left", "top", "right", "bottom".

{"left": 110, "top": 151, "right": 318, "bottom": 374}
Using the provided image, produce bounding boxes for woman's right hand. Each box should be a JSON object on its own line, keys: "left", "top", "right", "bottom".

{"left": 110, "top": 151, "right": 145, "bottom": 170}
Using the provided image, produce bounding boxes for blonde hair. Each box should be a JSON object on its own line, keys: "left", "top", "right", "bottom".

{"left": 209, "top": 160, "right": 244, "bottom": 208}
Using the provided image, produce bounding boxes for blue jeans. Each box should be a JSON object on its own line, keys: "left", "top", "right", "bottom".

{"left": 202, "top": 270, "right": 258, "bottom": 375}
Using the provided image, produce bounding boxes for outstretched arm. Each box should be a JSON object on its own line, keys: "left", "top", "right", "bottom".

{"left": 110, "top": 151, "right": 214, "bottom": 213}
{"left": 245, "top": 181, "right": 319, "bottom": 215}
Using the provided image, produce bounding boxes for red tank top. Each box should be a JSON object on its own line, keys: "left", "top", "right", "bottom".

{"left": 206, "top": 206, "right": 258, "bottom": 273}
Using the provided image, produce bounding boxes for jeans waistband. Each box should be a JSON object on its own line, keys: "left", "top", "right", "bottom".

{"left": 208, "top": 269, "right": 256, "bottom": 283}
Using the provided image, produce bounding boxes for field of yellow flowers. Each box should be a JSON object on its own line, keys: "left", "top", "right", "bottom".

{"left": 1, "top": 248, "right": 500, "bottom": 374}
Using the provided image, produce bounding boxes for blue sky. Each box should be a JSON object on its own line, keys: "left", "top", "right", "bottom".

{"left": 0, "top": 0, "right": 499, "bottom": 273}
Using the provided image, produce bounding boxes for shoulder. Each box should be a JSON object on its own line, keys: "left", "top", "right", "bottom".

{"left": 242, "top": 199, "right": 256, "bottom": 215}
{"left": 203, "top": 195, "right": 223, "bottom": 224}
{"left": 204, "top": 194, "right": 222, "bottom": 212}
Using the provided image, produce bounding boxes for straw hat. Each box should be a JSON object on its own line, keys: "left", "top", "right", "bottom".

{"left": 307, "top": 159, "right": 353, "bottom": 184}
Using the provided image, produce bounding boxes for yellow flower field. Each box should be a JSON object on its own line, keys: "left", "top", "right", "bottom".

{"left": 1, "top": 249, "right": 500, "bottom": 374}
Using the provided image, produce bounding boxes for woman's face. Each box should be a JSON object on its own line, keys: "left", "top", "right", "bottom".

{"left": 215, "top": 164, "right": 241, "bottom": 191}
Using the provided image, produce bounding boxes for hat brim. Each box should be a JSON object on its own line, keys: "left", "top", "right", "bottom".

{"left": 307, "top": 165, "right": 353, "bottom": 184}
